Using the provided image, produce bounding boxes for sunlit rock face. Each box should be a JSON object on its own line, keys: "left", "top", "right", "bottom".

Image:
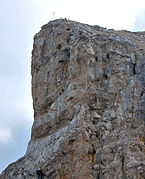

{"left": 0, "top": 19, "right": 145, "bottom": 179}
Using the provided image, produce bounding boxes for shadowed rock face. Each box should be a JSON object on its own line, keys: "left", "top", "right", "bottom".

{"left": 0, "top": 19, "right": 145, "bottom": 179}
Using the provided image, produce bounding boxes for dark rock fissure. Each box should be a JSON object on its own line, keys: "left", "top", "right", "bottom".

{"left": 37, "top": 170, "right": 45, "bottom": 179}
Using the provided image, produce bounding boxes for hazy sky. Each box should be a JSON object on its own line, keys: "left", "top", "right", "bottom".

{"left": 0, "top": 0, "right": 145, "bottom": 173}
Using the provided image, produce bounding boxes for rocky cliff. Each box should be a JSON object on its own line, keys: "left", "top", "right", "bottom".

{"left": 0, "top": 19, "right": 145, "bottom": 179}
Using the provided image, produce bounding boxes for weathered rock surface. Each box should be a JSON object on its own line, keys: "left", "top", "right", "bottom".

{"left": 0, "top": 19, "right": 145, "bottom": 179}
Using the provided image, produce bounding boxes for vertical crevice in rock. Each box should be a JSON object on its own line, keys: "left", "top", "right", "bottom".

{"left": 121, "top": 148, "right": 127, "bottom": 179}
{"left": 37, "top": 170, "right": 45, "bottom": 179}
{"left": 131, "top": 63, "right": 136, "bottom": 75}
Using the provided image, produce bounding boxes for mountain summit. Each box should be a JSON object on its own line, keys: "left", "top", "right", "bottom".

{"left": 1, "top": 19, "right": 145, "bottom": 179}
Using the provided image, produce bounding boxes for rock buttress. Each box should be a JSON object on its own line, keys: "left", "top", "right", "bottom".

{"left": 0, "top": 19, "right": 145, "bottom": 179}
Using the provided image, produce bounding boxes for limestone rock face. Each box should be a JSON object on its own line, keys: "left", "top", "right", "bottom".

{"left": 1, "top": 19, "right": 145, "bottom": 179}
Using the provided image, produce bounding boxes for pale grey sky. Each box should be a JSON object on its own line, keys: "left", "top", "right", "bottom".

{"left": 0, "top": 0, "right": 145, "bottom": 173}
